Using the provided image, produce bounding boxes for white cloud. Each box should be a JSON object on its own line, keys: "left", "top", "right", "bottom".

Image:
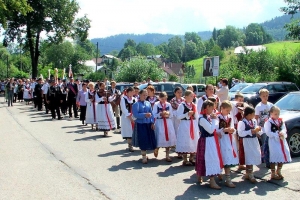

{"left": 76, "top": 0, "right": 287, "bottom": 39}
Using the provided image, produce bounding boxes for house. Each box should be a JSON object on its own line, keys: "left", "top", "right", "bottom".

{"left": 160, "top": 62, "right": 185, "bottom": 83}
{"left": 234, "top": 45, "right": 266, "bottom": 54}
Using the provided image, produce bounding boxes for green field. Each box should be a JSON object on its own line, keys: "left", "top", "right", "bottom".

{"left": 187, "top": 41, "right": 300, "bottom": 83}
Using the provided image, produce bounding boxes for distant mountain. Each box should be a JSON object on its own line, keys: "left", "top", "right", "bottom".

{"left": 91, "top": 13, "right": 300, "bottom": 55}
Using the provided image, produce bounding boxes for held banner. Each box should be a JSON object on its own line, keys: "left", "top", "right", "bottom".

{"left": 203, "top": 56, "right": 219, "bottom": 77}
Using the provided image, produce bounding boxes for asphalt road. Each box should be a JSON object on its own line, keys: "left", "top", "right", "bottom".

{"left": 0, "top": 98, "right": 299, "bottom": 200}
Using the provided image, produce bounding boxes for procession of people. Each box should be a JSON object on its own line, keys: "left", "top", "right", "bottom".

{"left": 2, "top": 76, "right": 292, "bottom": 190}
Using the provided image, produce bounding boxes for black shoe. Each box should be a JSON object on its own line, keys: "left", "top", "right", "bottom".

{"left": 58, "top": 117, "right": 63, "bottom": 120}
{"left": 75, "top": 116, "right": 79, "bottom": 118}
{"left": 117, "top": 126, "right": 121, "bottom": 129}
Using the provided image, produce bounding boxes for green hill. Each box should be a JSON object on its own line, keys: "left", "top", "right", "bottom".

{"left": 265, "top": 41, "right": 300, "bottom": 54}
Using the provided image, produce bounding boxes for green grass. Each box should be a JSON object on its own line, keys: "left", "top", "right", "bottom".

{"left": 186, "top": 57, "right": 204, "bottom": 83}
{"left": 265, "top": 41, "right": 300, "bottom": 54}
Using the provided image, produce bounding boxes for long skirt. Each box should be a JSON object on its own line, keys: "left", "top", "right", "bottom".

{"left": 172, "top": 116, "right": 181, "bottom": 137}
{"left": 239, "top": 137, "right": 261, "bottom": 165}
{"left": 86, "top": 102, "right": 97, "bottom": 124}
{"left": 220, "top": 134, "right": 239, "bottom": 166}
{"left": 195, "top": 137, "right": 222, "bottom": 176}
{"left": 121, "top": 113, "right": 134, "bottom": 139}
{"left": 267, "top": 136, "right": 291, "bottom": 163}
{"left": 136, "top": 123, "right": 156, "bottom": 151}
{"left": 96, "top": 103, "right": 116, "bottom": 131}
{"left": 80, "top": 105, "right": 87, "bottom": 121}
{"left": 132, "top": 123, "right": 139, "bottom": 147}
{"left": 175, "top": 120, "right": 199, "bottom": 153}
{"left": 262, "top": 136, "right": 270, "bottom": 165}
{"left": 18, "top": 91, "right": 23, "bottom": 100}
{"left": 155, "top": 118, "right": 176, "bottom": 147}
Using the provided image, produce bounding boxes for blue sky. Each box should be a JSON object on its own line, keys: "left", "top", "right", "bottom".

{"left": 77, "top": 0, "right": 287, "bottom": 39}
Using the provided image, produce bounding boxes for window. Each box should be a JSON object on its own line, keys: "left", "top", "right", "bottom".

{"left": 198, "top": 85, "right": 205, "bottom": 92}
{"left": 273, "top": 84, "right": 287, "bottom": 92}
{"left": 285, "top": 84, "right": 299, "bottom": 92}
{"left": 162, "top": 84, "right": 173, "bottom": 92}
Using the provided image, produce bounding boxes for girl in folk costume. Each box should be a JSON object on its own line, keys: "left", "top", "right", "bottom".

{"left": 264, "top": 106, "right": 291, "bottom": 180}
{"left": 238, "top": 106, "right": 263, "bottom": 183}
{"left": 146, "top": 85, "right": 159, "bottom": 108}
{"left": 132, "top": 89, "right": 156, "bottom": 164}
{"left": 196, "top": 100, "right": 223, "bottom": 190}
{"left": 23, "top": 80, "right": 32, "bottom": 105}
{"left": 170, "top": 87, "right": 185, "bottom": 137}
{"left": 176, "top": 90, "right": 199, "bottom": 166}
{"left": 17, "top": 79, "right": 24, "bottom": 102}
{"left": 77, "top": 82, "right": 88, "bottom": 125}
{"left": 186, "top": 85, "right": 198, "bottom": 105}
{"left": 153, "top": 92, "right": 177, "bottom": 162}
{"left": 120, "top": 87, "right": 137, "bottom": 152}
{"left": 217, "top": 100, "right": 239, "bottom": 188}
{"left": 95, "top": 82, "right": 116, "bottom": 136}
{"left": 197, "top": 84, "right": 221, "bottom": 113}
{"left": 85, "top": 82, "right": 98, "bottom": 129}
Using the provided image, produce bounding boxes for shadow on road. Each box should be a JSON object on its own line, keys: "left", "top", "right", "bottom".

{"left": 74, "top": 134, "right": 108, "bottom": 141}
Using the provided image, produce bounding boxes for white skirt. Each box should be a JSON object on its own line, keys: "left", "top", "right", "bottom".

{"left": 155, "top": 118, "right": 176, "bottom": 147}
{"left": 96, "top": 103, "right": 116, "bottom": 131}
{"left": 205, "top": 137, "right": 223, "bottom": 176}
{"left": 220, "top": 134, "right": 239, "bottom": 166}
{"left": 121, "top": 113, "right": 134, "bottom": 138}
{"left": 176, "top": 120, "right": 199, "bottom": 153}
{"left": 172, "top": 116, "right": 181, "bottom": 137}
{"left": 86, "top": 102, "right": 98, "bottom": 124}
{"left": 243, "top": 137, "right": 261, "bottom": 165}
{"left": 268, "top": 137, "right": 292, "bottom": 163}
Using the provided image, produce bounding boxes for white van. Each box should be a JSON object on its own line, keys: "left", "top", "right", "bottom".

{"left": 182, "top": 84, "right": 206, "bottom": 98}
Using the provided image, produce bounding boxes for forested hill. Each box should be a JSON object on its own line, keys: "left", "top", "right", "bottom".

{"left": 91, "top": 13, "right": 300, "bottom": 55}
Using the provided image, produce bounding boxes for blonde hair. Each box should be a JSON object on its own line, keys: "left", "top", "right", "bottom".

{"left": 88, "top": 82, "right": 95, "bottom": 88}
{"left": 220, "top": 100, "right": 232, "bottom": 109}
{"left": 159, "top": 91, "right": 168, "bottom": 98}
{"left": 270, "top": 106, "right": 280, "bottom": 114}
{"left": 259, "top": 88, "right": 269, "bottom": 95}
{"left": 184, "top": 90, "right": 193, "bottom": 97}
{"left": 235, "top": 92, "right": 244, "bottom": 99}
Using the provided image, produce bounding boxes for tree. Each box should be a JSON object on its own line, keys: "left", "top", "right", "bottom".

{"left": 280, "top": 0, "right": 300, "bottom": 40}
{"left": 168, "top": 74, "right": 178, "bottom": 82}
{"left": 136, "top": 42, "right": 156, "bottom": 56}
{"left": 245, "top": 23, "right": 273, "bottom": 45}
{"left": 2, "top": 0, "right": 90, "bottom": 78}
{"left": 217, "top": 26, "right": 245, "bottom": 49}
{"left": 155, "top": 42, "right": 169, "bottom": 58}
{"left": 115, "top": 58, "right": 164, "bottom": 82}
{"left": 183, "top": 41, "right": 199, "bottom": 61}
{"left": 212, "top": 28, "right": 218, "bottom": 41}
{"left": 168, "top": 36, "right": 184, "bottom": 62}
{"left": 208, "top": 45, "right": 225, "bottom": 60}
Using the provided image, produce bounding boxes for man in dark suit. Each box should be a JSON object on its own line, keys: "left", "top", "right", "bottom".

{"left": 67, "top": 77, "right": 78, "bottom": 118}
{"left": 34, "top": 78, "right": 43, "bottom": 111}
{"left": 46, "top": 79, "right": 63, "bottom": 120}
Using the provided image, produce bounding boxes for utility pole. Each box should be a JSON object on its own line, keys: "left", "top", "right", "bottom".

{"left": 96, "top": 42, "right": 99, "bottom": 72}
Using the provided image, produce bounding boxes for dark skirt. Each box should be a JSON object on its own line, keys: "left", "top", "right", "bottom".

{"left": 132, "top": 123, "right": 139, "bottom": 147}
{"left": 18, "top": 91, "right": 23, "bottom": 100}
{"left": 80, "top": 105, "right": 87, "bottom": 121}
{"left": 239, "top": 138, "right": 245, "bottom": 165}
{"left": 262, "top": 136, "right": 270, "bottom": 166}
{"left": 195, "top": 137, "right": 206, "bottom": 176}
{"left": 136, "top": 123, "right": 157, "bottom": 151}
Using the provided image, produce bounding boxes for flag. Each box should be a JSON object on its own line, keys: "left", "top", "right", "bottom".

{"left": 68, "top": 66, "right": 73, "bottom": 78}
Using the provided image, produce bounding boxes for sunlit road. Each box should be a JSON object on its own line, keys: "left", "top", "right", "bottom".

{"left": 0, "top": 98, "right": 299, "bottom": 200}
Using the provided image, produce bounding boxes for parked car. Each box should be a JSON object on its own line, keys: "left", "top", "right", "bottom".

{"left": 139, "top": 82, "right": 185, "bottom": 101}
{"left": 239, "top": 82, "right": 299, "bottom": 107}
{"left": 275, "top": 92, "right": 300, "bottom": 157}
{"left": 181, "top": 84, "right": 206, "bottom": 98}
{"left": 229, "top": 83, "right": 253, "bottom": 100}
{"left": 107, "top": 82, "right": 134, "bottom": 92}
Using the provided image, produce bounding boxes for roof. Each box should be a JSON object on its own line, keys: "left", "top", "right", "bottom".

{"left": 234, "top": 45, "right": 266, "bottom": 54}
{"left": 92, "top": 58, "right": 103, "bottom": 64}
{"left": 164, "top": 62, "right": 184, "bottom": 76}
{"left": 101, "top": 54, "right": 118, "bottom": 59}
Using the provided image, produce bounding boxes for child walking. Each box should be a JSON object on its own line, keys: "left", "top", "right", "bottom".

{"left": 153, "top": 92, "right": 177, "bottom": 162}
{"left": 217, "top": 100, "right": 238, "bottom": 188}
{"left": 176, "top": 90, "right": 199, "bottom": 166}
{"left": 238, "top": 106, "right": 263, "bottom": 183}
{"left": 264, "top": 106, "right": 291, "bottom": 180}
{"left": 196, "top": 100, "right": 223, "bottom": 189}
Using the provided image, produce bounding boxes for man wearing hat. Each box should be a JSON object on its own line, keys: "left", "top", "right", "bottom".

{"left": 34, "top": 78, "right": 43, "bottom": 111}
{"left": 67, "top": 76, "right": 78, "bottom": 118}
{"left": 46, "top": 79, "right": 63, "bottom": 120}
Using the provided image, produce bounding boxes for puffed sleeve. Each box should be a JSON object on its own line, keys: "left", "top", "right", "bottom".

{"left": 264, "top": 120, "right": 279, "bottom": 139}
{"left": 176, "top": 104, "right": 190, "bottom": 120}
{"left": 152, "top": 102, "right": 160, "bottom": 119}
{"left": 167, "top": 102, "right": 174, "bottom": 118}
{"left": 95, "top": 92, "right": 103, "bottom": 103}
{"left": 199, "top": 118, "right": 218, "bottom": 134}
{"left": 120, "top": 97, "right": 130, "bottom": 117}
{"left": 197, "top": 97, "right": 204, "bottom": 114}
{"left": 238, "top": 121, "right": 252, "bottom": 137}
{"left": 281, "top": 121, "right": 287, "bottom": 138}
{"left": 85, "top": 91, "right": 91, "bottom": 103}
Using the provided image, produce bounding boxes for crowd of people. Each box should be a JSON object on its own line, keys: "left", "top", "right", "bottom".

{"left": 1, "top": 76, "right": 291, "bottom": 190}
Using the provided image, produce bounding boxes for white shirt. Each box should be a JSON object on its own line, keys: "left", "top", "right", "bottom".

{"left": 30, "top": 82, "right": 37, "bottom": 92}
{"left": 215, "top": 85, "right": 229, "bottom": 102}
{"left": 255, "top": 101, "right": 274, "bottom": 132}
{"left": 41, "top": 83, "right": 49, "bottom": 94}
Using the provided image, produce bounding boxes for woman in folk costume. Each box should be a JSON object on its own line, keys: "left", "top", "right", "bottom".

{"left": 146, "top": 85, "right": 159, "bottom": 108}
{"left": 85, "top": 82, "right": 98, "bottom": 130}
{"left": 132, "top": 89, "right": 156, "bottom": 164}
{"left": 170, "top": 87, "right": 184, "bottom": 137}
{"left": 17, "top": 79, "right": 24, "bottom": 102}
{"left": 23, "top": 79, "right": 32, "bottom": 105}
{"left": 76, "top": 82, "right": 87, "bottom": 125}
{"left": 152, "top": 92, "right": 176, "bottom": 162}
{"left": 217, "top": 100, "right": 239, "bottom": 188}
{"left": 196, "top": 100, "right": 223, "bottom": 190}
{"left": 238, "top": 106, "right": 263, "bottom": 183}
{"left": 95, "top": 82, "right": 116, "bottom": 136}
{"left": 264, "top": 106, "right": 291, "bottom": 180}
{"left": 176, "top": 90, "right": 199, "bottom": 166}
{"left": 186, "top": 85, "right": 198, "bottom": 105}
{"left": 197, "top": 84, "right": 221, "bottom": 113}
{"left": 120, "top": 87, "right": 137, "bottom": 152}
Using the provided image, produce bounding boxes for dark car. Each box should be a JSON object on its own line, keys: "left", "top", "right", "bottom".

{"left": 275, "top": 92, "right": 300, "bottom": 157}
{"left": 107, "top": 82, "right": 134, "bottom": 92}
{"left": 239, "top": 82, "right": 299, "bottom": 107}
{"left": 139, "top": 82, "right": 185, "bottom": 101}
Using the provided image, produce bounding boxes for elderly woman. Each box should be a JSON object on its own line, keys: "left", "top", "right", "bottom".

{"left": 85, "top": 82, "right": 98, "bottom": 129}
{"left": 23, "top": 79, "right": 32, "bottom": 105}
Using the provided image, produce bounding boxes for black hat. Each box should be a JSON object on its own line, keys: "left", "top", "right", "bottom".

{"left": 69, "top": 76, "right": 73, "bottom": 79}
{"left": 33, "top": 77, "right": 36, "bottom": 80}
{"left": 37, "top": 78, "right": 42, "bottom": 81}
{"left": 58, "top": 78, "right": 61, "bottom": 81}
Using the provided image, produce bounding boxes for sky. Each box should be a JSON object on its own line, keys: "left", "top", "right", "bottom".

{"left": 77, "top": 0, "right": 287, "bottom": 39}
